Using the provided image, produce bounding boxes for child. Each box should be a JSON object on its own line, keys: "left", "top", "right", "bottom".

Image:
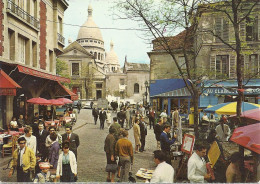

{"left": 33, "top": 162, "right": 51, "bottom": 182}
{"left": 35, "top": 153, "right": 43, "bottom": 175}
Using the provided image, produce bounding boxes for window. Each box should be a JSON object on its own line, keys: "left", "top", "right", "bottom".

{"left": 94, "top": 41, "right": 97, "bottom": 43}
{"left": 249, "top": 54, "right": 259, "bottom": 73}
{"left": 18, "top": 35, "right": 26, "bottom": 64}
{"left": 8, "top": 29, "right": 15, "bottom": 61}
{"left": 246, "top": 17, "right": 258, "bottom": 41}
{"left": 134, "top": 83, "right": 139, "bottom": 93}
{"left": 49, "top": 50, "right": 53, "bottom": 72}
{"left": 58, "top": 16, "right": 62, "bottom": 34}
{"left": 215, "top": 17, "right": 229, "bottom": 42}
{"left": 32, "top": 41, "right": 37, "bottom": 67}
{"left": 94, "top": 52, "right": 97, "bottom": 59}
{"left": 178, "top": 56, "right": 186, "bottom": 71}
{"left": 120, "top": 79, "right": 125, "bottom": 85}
{"left": 85, "top": 40, "right": 88, "bottom": 42}
{"left": 216, "top": 55, "right": 229, "bottom": 78}
{"left": 96, "top": 83, "right": 102, "bottom": 89}
{"left": 72, "top": 63, "right": 79, "bottom": 76}
{"left": 90, "top": 40, "right": 93, "bottom": 42}
{"left": 98, "top": 53, "right": 100, "bottom": 60}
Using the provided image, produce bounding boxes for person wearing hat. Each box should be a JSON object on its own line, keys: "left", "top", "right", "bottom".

{"left": 8, "top": 137, "right": 36, "bottom": 182}
{"left": 215, "top": 115, "right": 230, "bottom": 141}
{"left": 33, "top": 162, "right": 51, "bottom": 182}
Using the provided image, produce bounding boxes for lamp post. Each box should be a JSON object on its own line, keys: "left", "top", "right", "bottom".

{"left": 145, "top": 81, "right": 149, "bottom": 106}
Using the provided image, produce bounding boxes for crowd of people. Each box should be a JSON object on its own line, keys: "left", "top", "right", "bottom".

{"left": 7, "top": 108, "right": 80, "bottom": 182}
{"left": 6, "top": 102, "right": 252, "bottom": 183}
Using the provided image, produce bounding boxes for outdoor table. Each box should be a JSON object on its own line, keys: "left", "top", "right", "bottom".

{"left": 0, "top": 134, "right": 12, "bottom": 144}
{"left": 135, "top": 168, "right": 154, "bottom": 181}
{"left": 45, "top": 120, "right": 60, "bottom": 130}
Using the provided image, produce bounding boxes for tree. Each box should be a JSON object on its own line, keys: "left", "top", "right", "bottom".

{"left": 114, "top": 0, "right": 217, "bottom": 138}
{"left": 56, "top": 58, "right": 69, "bottom": 77}
{"left": 202, "top": 0, "right": 259, "bottom": 121}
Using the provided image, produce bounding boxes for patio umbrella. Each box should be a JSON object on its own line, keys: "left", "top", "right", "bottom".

{"left": 27, "top": 97, "right": 51, "bottom": 105}
{"left": 204, "top": 102, "right": 260, "bottom": 115}
{"left": 48, "top": 99, "right": 65, "bottom": 106}
{"left": 237, "top": 108, "right": 260, "bottom": 121}
{"left": 57, "top": 98, "right": 73, "bottom": 104}
{"left": 230, "top": 123, "right": 260, "bottom": 154}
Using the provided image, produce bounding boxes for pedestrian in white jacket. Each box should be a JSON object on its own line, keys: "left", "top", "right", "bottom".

{"left": 20, "top": 126, "right": 37, "bottom": 155}
{"left": 56, "top": 141, "right": 77, "bottom": 182}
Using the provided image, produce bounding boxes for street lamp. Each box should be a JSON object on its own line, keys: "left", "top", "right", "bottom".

{"left": 145, "top": 81, "right": 149, "bottom": 106}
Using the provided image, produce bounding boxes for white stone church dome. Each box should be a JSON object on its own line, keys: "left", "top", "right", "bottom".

{"left": 105, "top": 41, "right": 119, "bottom": 65}
{"left": 77, "top": 5, "right": 103, "bottom": 42}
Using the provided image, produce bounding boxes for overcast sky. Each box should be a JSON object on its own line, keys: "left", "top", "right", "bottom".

{"left": 63, "top": 0, "right": 151, "bottom": 66}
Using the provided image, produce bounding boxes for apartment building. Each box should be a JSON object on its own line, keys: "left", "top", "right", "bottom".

{"left": 0, "top": 0, "right": 70, "bottom": 128}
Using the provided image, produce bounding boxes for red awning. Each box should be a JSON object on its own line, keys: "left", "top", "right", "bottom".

{"left": 57, "top": 82, "right": 78, "bottom": 101}
{"left": 0, "top": 70, "right": 21, "bottom": 96}
{"left": 17, "top": 65, "right": 70, "bottom": 83}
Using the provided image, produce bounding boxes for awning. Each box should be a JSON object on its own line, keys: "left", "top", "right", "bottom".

{"left": 0, "top": 70, "right": 21, "bottom": 96}
{"left": 17, "top": 65, "right": 70, "bottom": 83}
{"left": 150, "top": 79, "right": 191, "bottom": 97}
{"left": 57, "top": 82, "right": 78, "bottom": 101}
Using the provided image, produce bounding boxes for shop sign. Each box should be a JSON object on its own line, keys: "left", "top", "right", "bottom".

{"left": 205, "top": 88, "right": 260, "bottom": 95}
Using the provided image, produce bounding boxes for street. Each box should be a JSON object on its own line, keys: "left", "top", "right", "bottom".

{"left": 0, "top": 109, "right": 158, "bottom": 182}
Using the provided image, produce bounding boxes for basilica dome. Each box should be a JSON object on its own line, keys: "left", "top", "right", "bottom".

{"left": 77, "top": 5, "right": 103, "bottom": 42}
{"left": 105, "top": 41, "right": 119, "bottom": 65}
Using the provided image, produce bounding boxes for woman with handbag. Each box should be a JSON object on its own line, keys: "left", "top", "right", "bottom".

{"left": 104, "top": 127, "right": 117, "bottom": 182}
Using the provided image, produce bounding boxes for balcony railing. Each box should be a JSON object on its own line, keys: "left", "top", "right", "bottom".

{"left": 7, "top": 0, "right": 40, "bottom": 30}
{"left": 57, "top": 33, "right": 65, "bottom": 45}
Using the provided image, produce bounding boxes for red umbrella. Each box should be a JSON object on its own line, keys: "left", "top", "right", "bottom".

{"left": 48, "top": 99, "right": 65, "bottom": 106}
{"left": 230, "top": 123, "right": 260, "bottom": 154}
{"left": 27, "top": 97, "right": 51, "bottom": 105}
{"left": 239, "top": 108, "right": 260, "bottom": 121}
{"left": 57, "top": 98, "right": 73, "bottom": 104}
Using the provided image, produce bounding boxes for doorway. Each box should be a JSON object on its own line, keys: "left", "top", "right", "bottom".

{"left": 96, "top": 90, "right": 102, "bottom": 99}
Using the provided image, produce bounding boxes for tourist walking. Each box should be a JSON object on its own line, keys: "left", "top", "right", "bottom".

{"left": 62, "top": 124, "right": 80, "bottom": 160}
{"left": 92, "top": 107, "right": 99, "bottom": 125}
{"left": 133, "top": 119, "right": 141, "bottom": 153}
{"left": 56, "top": 141, "right": 77, "bottom": 182}
{"left": 154, "top": 119, "right": 163, "bottom": 150}
{"left": 139, "top": 116, "right": 147, "bottom": 152}
{"left": 8, "top": 137, "right": 36, "bottom": 182}
{"left": 48, "top": 132, "right": 60, "bottom": 169}
{"left": 115, "top": 130, "right": 134, "bottom": 182}
{"left": 99, "top": 108, "right": 107, "bottom": 130}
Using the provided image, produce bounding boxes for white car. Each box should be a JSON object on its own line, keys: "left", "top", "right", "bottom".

{"left": 83, "top": 101, "right": 92, "bottom": 109}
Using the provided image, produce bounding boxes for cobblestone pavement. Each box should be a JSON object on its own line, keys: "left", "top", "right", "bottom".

{"left": 0, "top": 109, "right": 160, "bottom": 182}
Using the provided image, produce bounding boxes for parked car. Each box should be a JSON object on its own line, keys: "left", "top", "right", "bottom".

{"left": 83, "top": 101, "right": 92, "bottom": 109}
{"left": 73, "top": 100, "right": 81, "bottom": 108}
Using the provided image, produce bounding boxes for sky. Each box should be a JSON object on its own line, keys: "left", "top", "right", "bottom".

{"left": 63, "top": 0, "right": 152, "bottom": 66}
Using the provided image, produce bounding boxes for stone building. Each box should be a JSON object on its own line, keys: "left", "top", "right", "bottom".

{"left": 58, "top": 4, "right": 150, "bottom": 103}
{"left": 0, "top": 0, "right": 70, "bottom": 128}
{"left": 148, "top": 1, "right": 260, "bottom": 114}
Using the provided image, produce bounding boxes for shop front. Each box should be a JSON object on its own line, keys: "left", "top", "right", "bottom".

{"left": 200, "top": 79, "right": 260, "bottom": 108}
{"left": 150, "top": 79, "right": 192, "bottom": 117}
{"left": 0, "top": 62, "right": 75, "bottom": 128}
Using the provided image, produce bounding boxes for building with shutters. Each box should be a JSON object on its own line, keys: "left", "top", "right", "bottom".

{"left": 148, "top": 1, "right": 260, "bottom": 114}
{"left": 0, "top": 0, "right": 73, "bottom": 129}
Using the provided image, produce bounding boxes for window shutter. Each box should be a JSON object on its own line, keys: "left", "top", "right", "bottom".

{"left": 258, "top": 17, "right": 260, "bottom": 41}
{"left": 223, "top": 19, "right": 229, "bottom": 42}
{"left": 215, "top": 17, "right": 222, "bottom": 43}
{"left": 240, "top": 20, "right": 246, "bottom": 40}
{"left": 230, "top": 55, "right": 236, "bottom": 79}
{"left": 210, "top": 55, "right": 216, "bottom": 78}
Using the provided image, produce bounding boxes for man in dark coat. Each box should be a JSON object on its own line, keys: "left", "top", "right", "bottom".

{"left": 92, "top": 107, "right": 99, "bottom": 125}
{"left": 139, "top": 116, "right": 147, "bottom": 152}
{"left": 117, "top": 109, "right": 126, "bottom": 128}
{"left": 154, "top": 119, "right": 163, "bottom": 150}
{"left": 36, "top": 122, "right": 49, "bottom": 160}
{"left": 62, "top": 125, "right": 80, "bottom": 159}
{"left": 99, "top": 108, "right": 107, "bottom": 130}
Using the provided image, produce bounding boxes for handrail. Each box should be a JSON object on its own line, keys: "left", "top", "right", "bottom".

{"left": 7, "top": 0, "right": 40, "bottom": 29}
{"left": 57, "top": 33, "right": 65, "bottom": 45}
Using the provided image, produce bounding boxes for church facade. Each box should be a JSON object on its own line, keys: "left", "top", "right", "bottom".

{"left": 57, "top": 5, "right": 149, "bottom": 103}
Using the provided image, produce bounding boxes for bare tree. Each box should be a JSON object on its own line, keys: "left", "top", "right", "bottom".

{"left": 114, "top": 0, "right": 219, "bottom": 138}
{"left": 202, "top": 0, "right": 259, "bottom": 121}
